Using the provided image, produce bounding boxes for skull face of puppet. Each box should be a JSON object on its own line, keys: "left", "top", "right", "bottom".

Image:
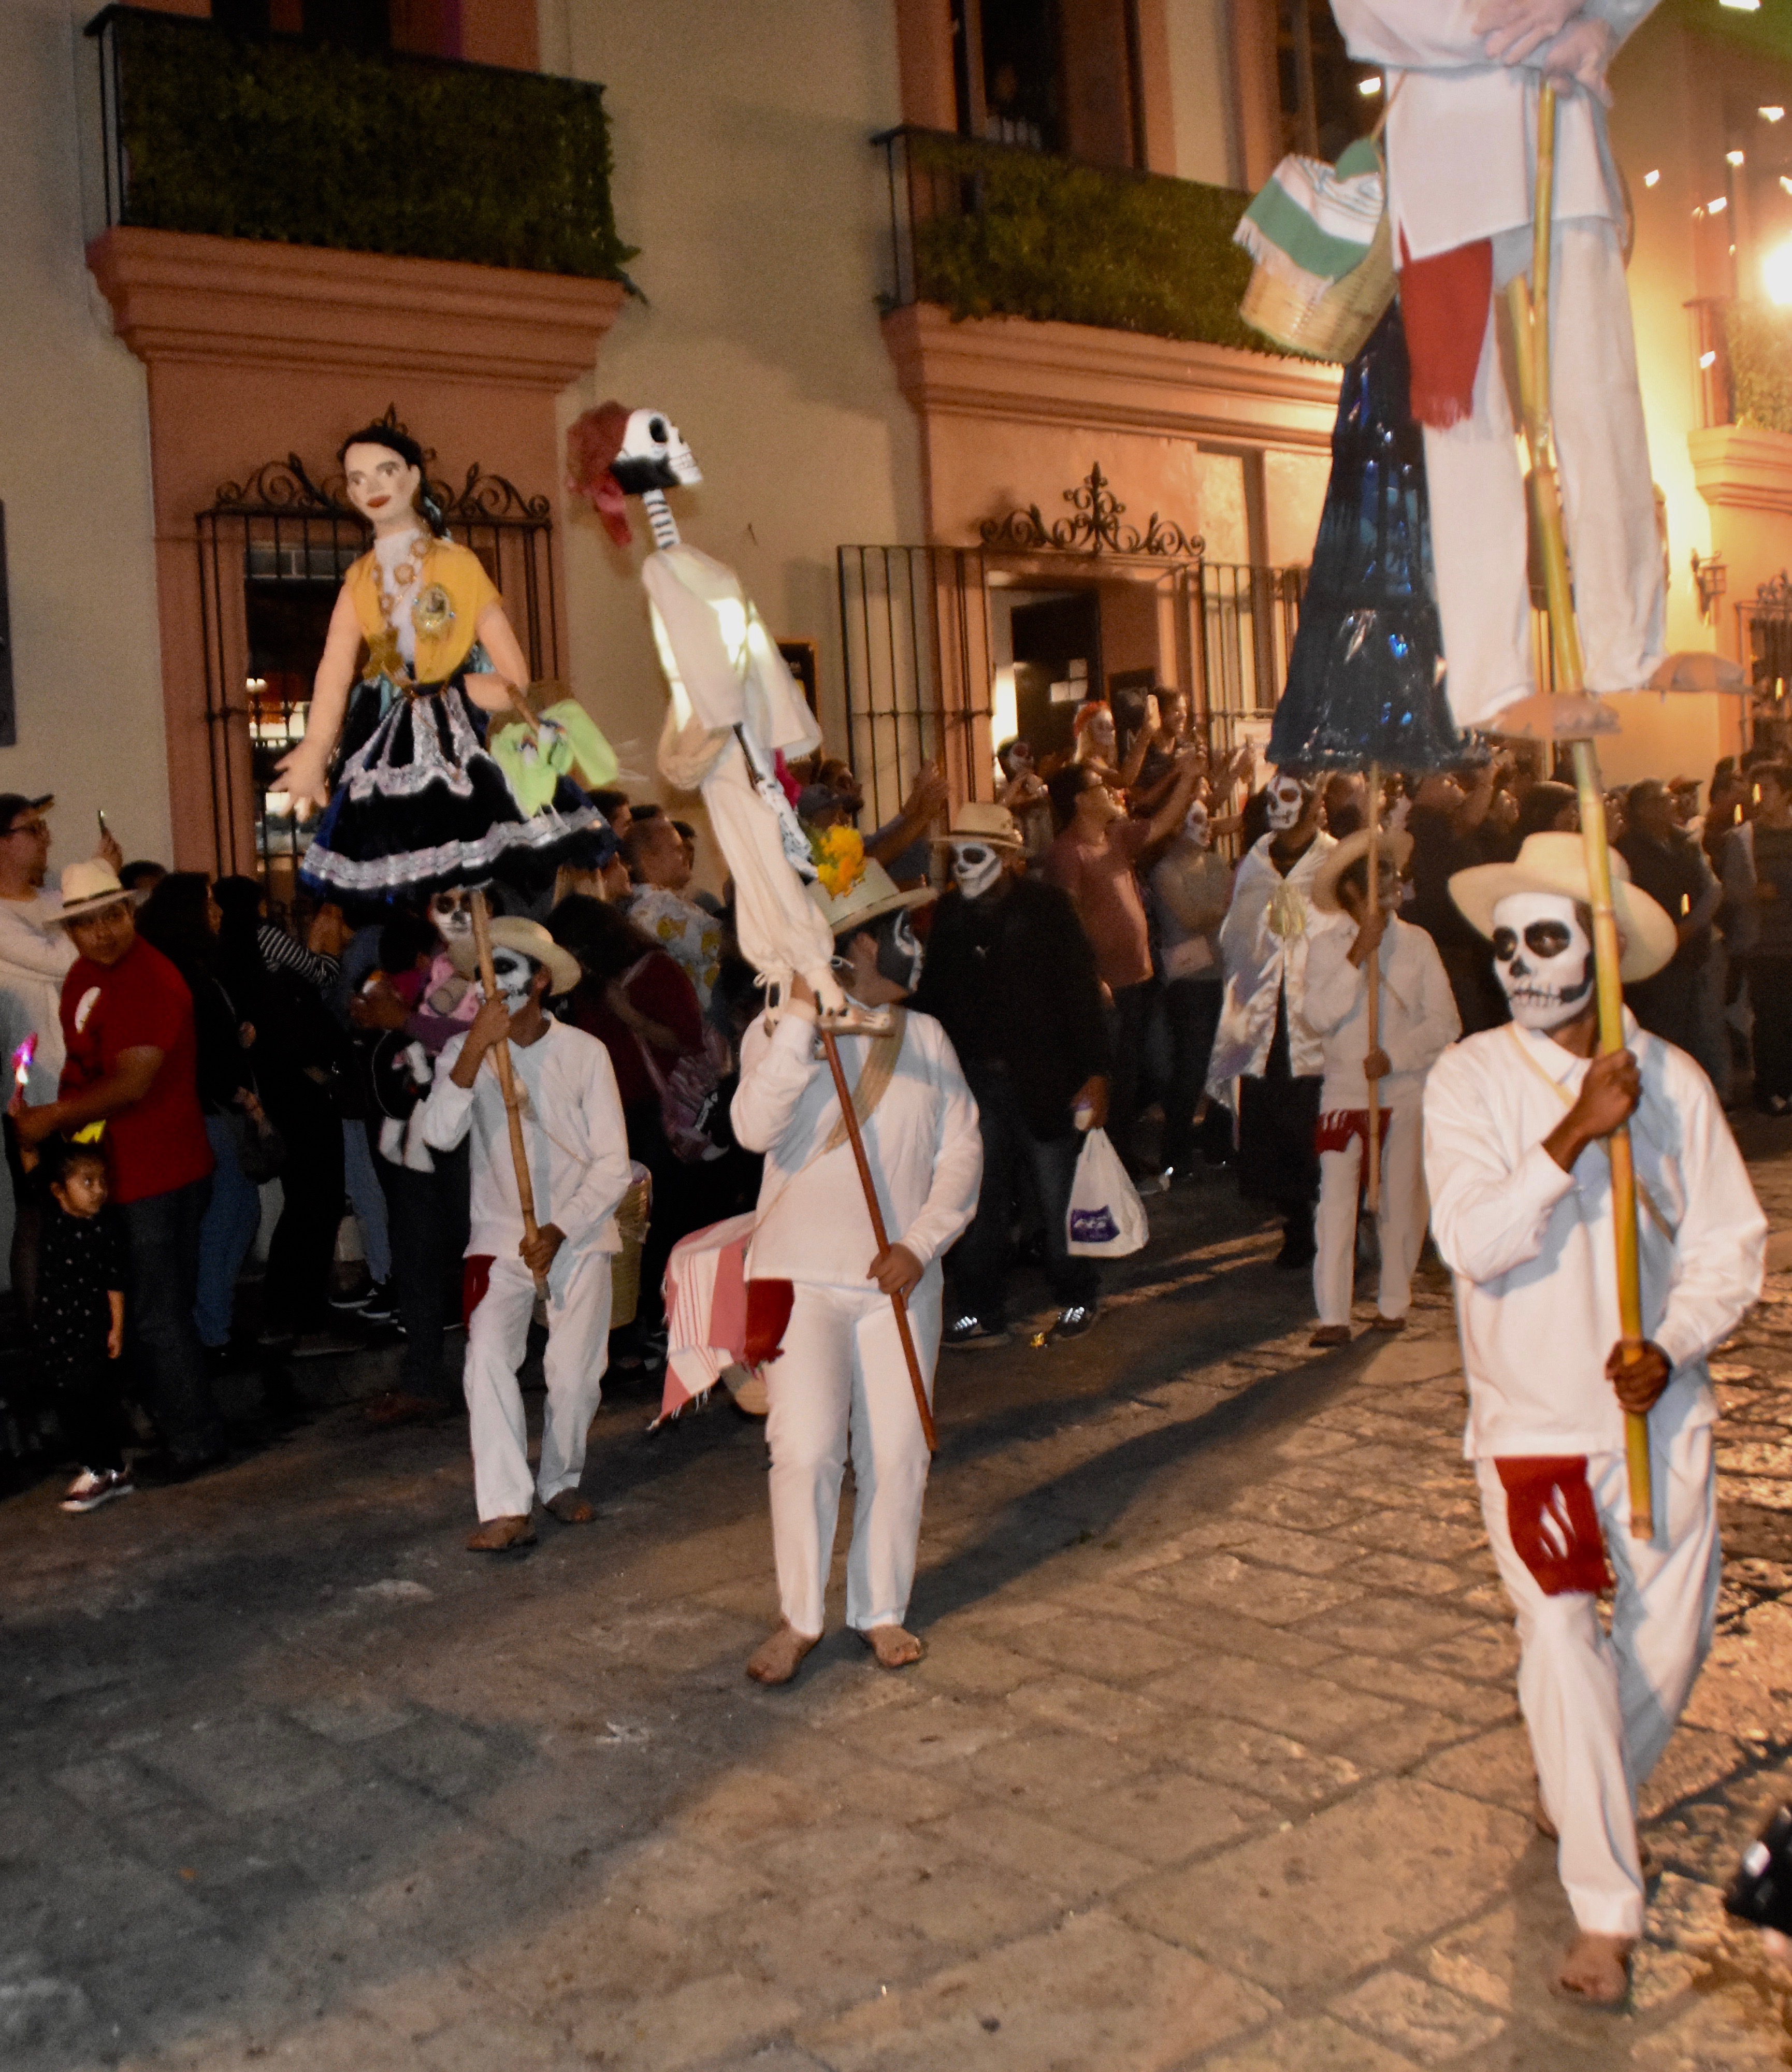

{"left": 1265, "top": 773, "right": 1308, "bottom": 833}
{"left": 878, "top": 910, "right": 924, "bottom": 995}
{"left": 484, "top": 947, "right": 538, "bottom": 1015}
{"left": 1491, "top": 891, "right": 1595, "bottom": 1030}
{"left": 428, "top": 886, "right": 473, "bottom": 949}
{"left": 608, "top": 409, "right": 703, "bottom": 495}
{"left": 949, "top": 839, "right": 1005, "bottom": 901}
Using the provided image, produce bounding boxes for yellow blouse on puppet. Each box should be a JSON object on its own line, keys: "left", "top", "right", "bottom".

{"left": 342, "top": 534, "right": 500, "bottom": 687}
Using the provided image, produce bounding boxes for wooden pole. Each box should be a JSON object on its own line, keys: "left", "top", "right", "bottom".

{"left": 1364, "top": 762, "right": 1383, "bottom": 1214}
{"left": 818, "top": 1026, "right": 938, "bottom": 1454}
{"left": 469, "top": 888, "right": 547, "bottom": 1298}
{"left": 1509, "top": 84, "right": 1654, "bottom": 1539}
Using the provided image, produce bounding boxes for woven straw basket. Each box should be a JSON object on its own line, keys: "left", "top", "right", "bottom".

{"left": 1240, "top": 207, "right": 1396, "bottom": 365}
{"left": 609, "top": 1171, "right": 652, "bottom": 1329}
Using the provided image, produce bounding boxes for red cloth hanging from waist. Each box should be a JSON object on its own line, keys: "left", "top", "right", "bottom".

{"left": 1494, "top": 1455, "right": 1612, "bottom": 1597}
{"left": 462, "top": 1254, "right": 495, "bottom": 1327}
{"left": 1315, "top": 1107, "right": 1391, "bottom": 1157}
{"left": 1398, "top": 228, "right": 1493, "bottom": 430}
{"left": 744, "top": 1278, "right": 795, "bottom": 1367}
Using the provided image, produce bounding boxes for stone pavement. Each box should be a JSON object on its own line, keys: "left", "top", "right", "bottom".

{"left": 6, "top": 1130, "right": 1792, "bottom": 2071}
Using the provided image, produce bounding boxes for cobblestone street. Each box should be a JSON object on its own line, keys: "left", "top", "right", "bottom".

{"left": 6, "top": 1129, "right": 1792, "bottom": 2071}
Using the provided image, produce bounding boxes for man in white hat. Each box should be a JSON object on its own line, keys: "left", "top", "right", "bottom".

{"left": 732, "top": 856, "right": 981, "bottom": 1685}
{"left": 1304, "top": 827, "right": 1459, "bottom": 1347}
{"left": 420, "top": 915, "right": 632, "bottom": 1551}
{"left": 1424, "top": 831, "right": 1766, "bottom": 2003}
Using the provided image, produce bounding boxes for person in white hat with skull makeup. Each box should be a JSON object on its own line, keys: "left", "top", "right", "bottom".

{"left": 420, "top": 916, "right": 633, "bottom": 1551}
{"left": 1424, "top": 832, "right": 1765, "bottom": 2003}
{"left": 731, "top": 858, "right": 982, "bottom": 1686}
{"left": 1304, "top": 826, "right": 1459, "bottom": 1347}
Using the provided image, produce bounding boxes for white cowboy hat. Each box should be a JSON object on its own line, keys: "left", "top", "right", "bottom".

{"left": 1448, "top": 831, "right": 1676, "bottom": 984}
{"left": 449, "top": 915, "right": 582, "bottom": 997}
{"left": 930, "top": 801, "right": 1024, "bottom": 851}
{"left": 1311, "top": 826, "right": 1414, "bottom": 914}
{"left": 808, "top": 856, "right": 934, "bottom": 936}
{"left": 52, "top": 859, "right": 144, "bottom": 924}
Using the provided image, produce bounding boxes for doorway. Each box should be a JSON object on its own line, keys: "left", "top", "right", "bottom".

{"left": 1009, "top": 589, "right": 1103, "bottom": 761}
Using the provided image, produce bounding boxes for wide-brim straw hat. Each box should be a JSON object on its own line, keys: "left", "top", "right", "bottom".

{"left": 1449, "top": 831, "right": 1675, "bottom": 984}
{"left": 1311, "top": 826, "right": 1413, "bottom": 914}
{"left": 931, "top": 801, "right": 1024, "bottom": 851}
{"left": 449, "top": 915, "right": 582, "bottom": 997}
{"left": 52, "top": 859, "right": 144, "bottom": 924}
{"left": 808, "top": 855, "right": 934, "bottom": 936}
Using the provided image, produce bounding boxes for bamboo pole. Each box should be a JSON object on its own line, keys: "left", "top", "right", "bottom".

{"left": 1508, "top": 83, "right": 1654, "bottom": 1539}
{"left": 469, "top": 888, "right": 547, "bottom": 1299}
{"left": 818, "top": 1027, "right": 938, "bottom": 1454}
{"left": 1364, "top": 762, "right": 1383, "bottom": 1214}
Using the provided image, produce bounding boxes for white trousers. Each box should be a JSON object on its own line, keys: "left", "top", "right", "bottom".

{"left": 1475, "top": 1418, "right": 1718, "bottom": 1937}
{"left": 1313, "top": 1099, "right": 1426, "bottom": 1326}
{"left": 464, "top": 1246, "right": 612, "bottom": 1521}
{"left": 1422, "top": 219, "right": 1665, "bottom": 731}
{"left": 764, "top": 1275, "right": 941, "bottom": 1638}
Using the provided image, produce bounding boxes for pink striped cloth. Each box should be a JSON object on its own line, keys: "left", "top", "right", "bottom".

{"left": 656, "top": 1214, "right": 758, "bottom": 1426}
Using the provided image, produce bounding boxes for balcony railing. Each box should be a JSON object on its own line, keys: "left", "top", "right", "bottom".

{"left": 85, "top": 5, "right": 636, "bottom": 282}
{"left": 874, "top": 125, "right": 1271, "bottom": 355}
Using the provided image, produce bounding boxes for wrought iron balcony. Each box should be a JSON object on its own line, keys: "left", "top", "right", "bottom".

{"left": 873, "top": 124, "right": 1266, "bottom": 354}
{"left": 85, "top": 5, "right": 635, "bottom": 282}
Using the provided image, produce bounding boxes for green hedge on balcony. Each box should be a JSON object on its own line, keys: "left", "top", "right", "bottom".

{"left": 95, "top": 5, "right": 635, "bottom": 281}
{"left": 904, "top": 130, "right": 1277, "bottom": 357}
{"left": 1725, "top": 303, "right": 1792, "bottom": 436}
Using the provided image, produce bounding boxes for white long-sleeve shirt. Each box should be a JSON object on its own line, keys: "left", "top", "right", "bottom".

{"left": 1304, "top": 914, "right": 1461, "bottom": 1111}
{"left": 1208, "top": 831, "right": 1345, "bottom": 1093}
{"left": 1331, "top": 1, "right": 1656, "bottom": 260}
{"left": 732, "top": 1004, "right": 982, "bottom": 1287}
{"left": 1423, "top": 1013, "right": 1764, "bottom": 1460}
{"left": 0, "top": 892, "right": 75, "bottom": 1100}
{"left": 422, "top": 1018, "right": 632, "bottom": 1261}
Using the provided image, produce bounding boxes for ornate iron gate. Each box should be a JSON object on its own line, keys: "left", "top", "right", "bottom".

{"left": 196, "top": 433, "right": 557, "bottom": 897}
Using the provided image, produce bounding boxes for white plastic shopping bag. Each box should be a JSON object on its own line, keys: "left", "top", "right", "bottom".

{"left": 1065, "top": 1128, "right": 1149, "bottom": 1257}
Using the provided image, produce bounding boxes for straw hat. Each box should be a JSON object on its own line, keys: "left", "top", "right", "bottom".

{"left": 807, "top": 856, "right": 934, "bottom": 936}
{"left": 1311, "top": 826, "right": 1413, "bottom": 914}
{"left": 449, "top": 915, "right": 582, "bottom": 997}
{"left": 52, "top": 860, "right": 142, "bottom": 924}
{"left": 931, "top": 801, "right": 1025, "bottom": 851}
{"left": 1448, "top": 831, "right": 1675, "bottom": 984}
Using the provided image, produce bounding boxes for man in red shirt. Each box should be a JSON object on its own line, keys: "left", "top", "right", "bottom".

{"left": 16, "top": 861, "right": 222, "bottom": 1477}
{"left": 1044, "top": 753, "right": 1204, "bottom": 1178}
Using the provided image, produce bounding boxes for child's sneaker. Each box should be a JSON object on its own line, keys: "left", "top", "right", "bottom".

{"left": 60, "top": 1467, "right": 134, "bottom": 1514}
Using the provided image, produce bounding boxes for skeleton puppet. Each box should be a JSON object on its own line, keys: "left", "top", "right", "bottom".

{"left": 567, "top": 405, "right": 843, "bottom": 1013}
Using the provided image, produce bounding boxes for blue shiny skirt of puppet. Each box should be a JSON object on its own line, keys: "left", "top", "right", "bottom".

{"left": 1267, "top": 303, "right": 1464, "bottom": 776}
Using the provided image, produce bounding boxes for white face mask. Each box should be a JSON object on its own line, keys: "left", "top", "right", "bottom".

{"left": 484, "top": 947, "right": 537, "bottom": 1014}
{"left": 1265, "top": 775, "right": 1307, "bottom": 833}
{"left": 1183, "top": 801, "right": 1210, "bottom": 850}
{"left": 428, "top": 889, "right": 473, "bottom": 948}
{"left": 1491, "top": 891, "right": 1594, "bottom": 1030}
{"left": 949, "top": 840, "right": 1004, "bottom": 900}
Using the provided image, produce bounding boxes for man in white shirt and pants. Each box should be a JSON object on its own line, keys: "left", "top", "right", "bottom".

{"left": 1304, "top": 827, "right": 1459, "bottom": 1345}
{"left": 1424, "top": 832, "right": 1765, "bottom": 2002}
{"left": 731, "top": 860, "right": 981, "bottom": 1686}
{"left": 422, "top": 917, "right": 632, "bottom": 1552}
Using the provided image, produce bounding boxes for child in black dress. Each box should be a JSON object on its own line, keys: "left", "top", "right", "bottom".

{"left": 37, "top": 1138, "right": 130, "bottom": 1513}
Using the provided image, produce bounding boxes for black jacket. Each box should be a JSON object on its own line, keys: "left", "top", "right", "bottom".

{"left": 914, "top": 876, "right": 1110, "bottom": 1139}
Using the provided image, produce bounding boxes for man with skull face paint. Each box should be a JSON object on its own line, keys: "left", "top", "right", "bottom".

{"left": 732, "top": 861, "right": 981, "bottom": 1684}
{"left": 1208, "top": 773, "right": 1344, "bottom": 1267}
{"left": 1425, "top": 832, "right": 1766, "bottom": 2003}
{"left": 421, "top": 917, "right": 633, "bottom": 1549}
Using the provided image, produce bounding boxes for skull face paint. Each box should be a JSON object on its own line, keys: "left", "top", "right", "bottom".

{"left": 428, "top": 887, "right": 473, "bottom": 949}
{"left": 949, "top": 839, "right": 1004, "bottom": 900}
{"left": 1491, "top": 891, "right": 1594, "bottom": 1030}
{"left": 1183, "top": 800, "right": 1210, "bottom": 850}
{"left": 1265, "top": 773, "right": 1308, "bottom": 833}
{"left": 877, "top": 909, "right": 924, "bottom": 994}
{"left": 484, "top": 946, "right": 538, "bottom": 1015}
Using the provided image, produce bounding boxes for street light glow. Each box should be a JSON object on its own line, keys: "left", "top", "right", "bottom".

{"left": 1645, "top": 168, "right": 1661, "bottom": 186}
{"left": 1728, "top": 149, "right": 1746, "bottom": 166}
{"left": 1359, "top": 75, "right": 1382, "bottom": 96}
{"left": 1766, "top": 238, "right": 1792, "bottom": 307}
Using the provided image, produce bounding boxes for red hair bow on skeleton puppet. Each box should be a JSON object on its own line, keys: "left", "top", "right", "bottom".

{"left": 566, "top": 401, "right": 634, "bottom": 547}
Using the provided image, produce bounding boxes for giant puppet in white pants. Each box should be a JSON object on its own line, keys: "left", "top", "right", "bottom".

{"left": 727, "top": 860, "right": 982, "bottom": 1686}
{"left": 1423, "top": 833, "right": 1765, "bottom": 2002}
{"left": 1331, "top": 0, "right": 1665, "bottom": 735}
{"left": 566, "top": 403, "right": 846, "bottom": 1013}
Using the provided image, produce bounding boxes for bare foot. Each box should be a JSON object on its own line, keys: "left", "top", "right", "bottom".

{"left": 1534, "top": 1791, "right": 1558, "bottom": 1840}
{"left": 860, "top": 1623, "right": 925, "bottom": 1670}
{"left": 1370, "top": 1313, "right": 1406, "bottom": 1333}
{"left": 1553, "top": 1931, "right": 1632, "bottom": 2006}
{"left": 1309, "top": 1324, "right": 1351, "bottom": 1349}
{"left": 465, "top": 1514, "right": 537, "bottom": 1552}
{"left": 746, "top": 1622, "right": 820, "bottom": 1685}
{"left": 545, "top": 1490, "right": 595, "bottom": 1524}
